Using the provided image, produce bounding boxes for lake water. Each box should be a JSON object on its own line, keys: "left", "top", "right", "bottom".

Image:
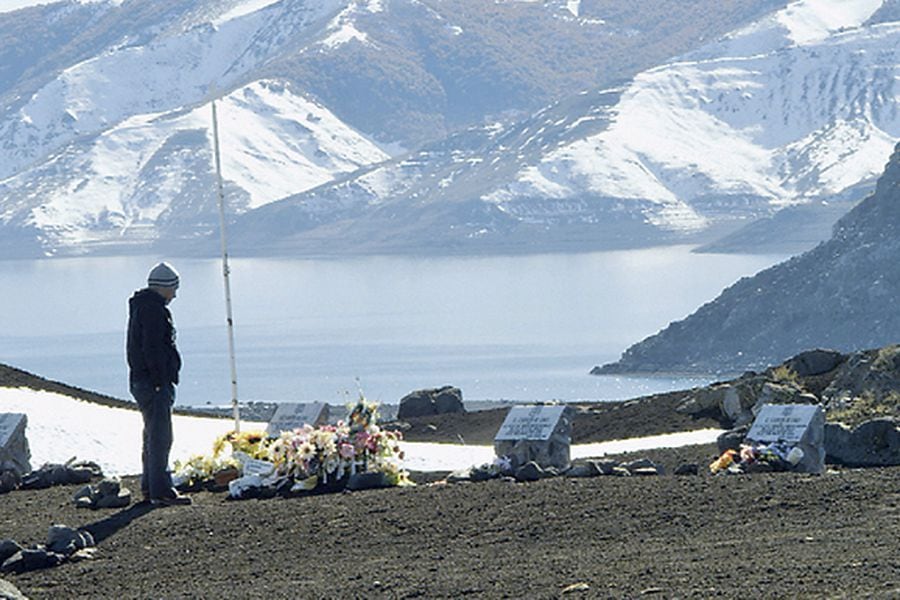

{"left": 0, "top": 247, "right": 785, "bottom": 408}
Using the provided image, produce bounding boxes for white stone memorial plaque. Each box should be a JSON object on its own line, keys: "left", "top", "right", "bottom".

{"left": 495, "top": 405, "right": 567, "bottom": 441}
{"left": 747, "top": 404, "right": 819, "bottom": 443}
{"left": 242, "top": 458, "right": 276, "bottom": 477}
{"left": 0, "top": 413, "right": 30, "bottom": 476}
{"left": 266, "top": 402, "right": 328, "bottom": 436}
{"left": 0, "top": 414, "right": 26, "bottom": 447}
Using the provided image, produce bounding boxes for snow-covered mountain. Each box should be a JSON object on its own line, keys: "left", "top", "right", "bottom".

{"left": 0, "top": 0, "right": 896, "bottom": 257}
{"left": 0, "top": 79, "right": 388, "bottom": 255}
{"left": 0, "top": 0, "right": 385, "bottom": 255}
{"left": 229, "top": 0, "right": 898, "bottom": 256}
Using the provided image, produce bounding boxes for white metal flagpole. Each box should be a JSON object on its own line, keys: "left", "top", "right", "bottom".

{"left": 211, "top": 97, "right": 241, "bottom": 432}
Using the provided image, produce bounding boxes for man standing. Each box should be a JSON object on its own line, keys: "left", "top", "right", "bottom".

{"left": 126, "top": 262, "right": 191, "bottom": 506}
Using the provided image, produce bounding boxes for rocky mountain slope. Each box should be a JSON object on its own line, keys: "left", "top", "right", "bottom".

{"left": 0, "top": 0, "right": 780, "bottom": 257}
{"left": 214, "top": 0, "right": 900, "bottom": 256}
{"left": 596, "top": 142, "right": 900, "bottom": 375}
{"left": 0, "top": 0, "right": 897, "bottom": 257}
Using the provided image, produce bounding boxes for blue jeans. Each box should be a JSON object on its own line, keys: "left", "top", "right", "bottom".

{"left": 131, "top": 381, "right": 176, "bottom": 499}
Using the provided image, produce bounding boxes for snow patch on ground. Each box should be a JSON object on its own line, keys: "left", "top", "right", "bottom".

{"left": 0, "top": 387, "right": 265, "bottom": 477}
{"left": 0, "top": 387, "right": 722, "bottom": 476}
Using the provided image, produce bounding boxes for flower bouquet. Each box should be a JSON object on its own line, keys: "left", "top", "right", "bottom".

{"left": 174, "top": 429, "right": 271, "bottom": 490}
{"left": 174, "top": 397, "right": 411, "bottom": 496}
{"left": 173, "top": 453, "right": 240, "bottom": 491}
{"left": 269, "top": 397, "right": 411, "bottom": 491}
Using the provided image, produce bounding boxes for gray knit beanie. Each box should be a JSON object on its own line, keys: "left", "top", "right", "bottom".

{"left": 148, "top": 262, "right": 180, "bottom": 289}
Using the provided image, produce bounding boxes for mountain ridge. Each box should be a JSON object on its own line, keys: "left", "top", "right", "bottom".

{"left": 596, "top": 141, "right": 900, "bottom": 375}
{"left": 1, "top": 0, "right": 897, "bottom": 257}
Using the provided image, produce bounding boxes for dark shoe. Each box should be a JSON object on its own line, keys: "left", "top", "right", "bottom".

{"left": 150, "top": 493, "right": 192, "bottom": 506}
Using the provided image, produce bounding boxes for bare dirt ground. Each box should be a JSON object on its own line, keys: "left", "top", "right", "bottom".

{"left": 3, "top": 366, "right": 900, "bottom": 599}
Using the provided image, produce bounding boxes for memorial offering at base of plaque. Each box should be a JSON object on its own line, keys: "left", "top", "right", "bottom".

{"left": 266, "top": 402, "right": 330, "bottom": 437}
{"left": 710, "top": 404, "right": 825, "bottom": 475}
{"left": 174, "top": 397, "right": 411, "bottom": 497}
{"left": 0, "top": 413, "right": 31, "bottom": 477}
{"left": 494, "top": 405, "right": 574, "bottom": 470}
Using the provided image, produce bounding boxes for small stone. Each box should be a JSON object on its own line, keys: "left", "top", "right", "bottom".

{"left": 66, "top": 467, "right": 94, "bottom": 484}
{"left": 95, "top": 489, "right": 131, "bottom": 509}
{"left": 346, "top": 472, "right": 390, "bottom": 491}
{"left": 446, "top": 467, "right": 473, "bottom": 483}
{"left": 566, "top": 463, "right": 601, "bottom": 478}
{"left": 0, "top": 576, "right": 28, "bottom": 600}
{"left": 632, "top": 467, "right": 661, "bottom": 476}
{"left": 74, "top": 497, "right": 95, "bottom": 509}
{"left": 717, "top": 428, "right": 747, "bottom": 454}
{"left": 97, "top": 477, "right": 120, "bottom": 497}
{"left": 47, "top": 465, "right": 71, "bottom": 486}
{"left": 624, "top": 458, "right": 659, "bottom": 473}
{"left": 592, "top": 460, "right": 619, "bottom": 475}
{"left": 73, "top": 484, "right": 95, "bottom": 501}
{"left": 2, "top": 548, "right": 64, "bottom": 573}
{"left": 48, "top": 525, "right": 93, "bottom": 555}
{"left": 469, "top": 466, "right": 496, "bottom": 482}
{"left": 514, "top": 461, "right": 544, "bottom": 482}
{"left": 561, "top": 581, "right": 591, "bottom": 594}
{"left": 69, "top": 460, "right": 103, "bottom": 477}
{"left": 674, "top": 463, "right": 699, "bottom": 476}
{"left": 0, "top": 540, "right": 22, "bottom": 564}
{"left": 69, "top": 547, "right": 97, "bottom": 562}
{"left": 0, "top": 471, "right": 19, "bottom": 494}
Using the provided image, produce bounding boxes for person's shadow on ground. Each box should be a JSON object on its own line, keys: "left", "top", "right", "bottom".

{"left": 82, "top": 502, "right": 157, "bottom": 544}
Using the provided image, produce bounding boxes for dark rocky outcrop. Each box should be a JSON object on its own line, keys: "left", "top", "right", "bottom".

{"left": 672, "top": 344, "right": 900, "bottom": 467}
{"left": 674, "top": 345, "right": 900, "bottom": 426}
{"left": 596, "top": 143, "right": 900, "bottom": 375}
{"left": 825, "top": 419, "right": 900, "bottom": 467}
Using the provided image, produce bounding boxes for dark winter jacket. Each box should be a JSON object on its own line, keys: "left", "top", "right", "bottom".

{"left": 126, "top": 288, "right": 181, "bottom": 387}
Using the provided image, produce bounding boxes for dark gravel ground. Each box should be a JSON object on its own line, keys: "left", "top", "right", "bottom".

{"left": 3, "top": 365, "right": 899, "bottom": 598}
{"left": 4, "top": 458, "right": 900, "bottom": 599}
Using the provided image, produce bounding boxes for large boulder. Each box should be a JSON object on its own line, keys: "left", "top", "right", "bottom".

{"left": 822, "top": 346, "right": 900, "bottom": 408}
{"left": 825, "top": 418, "right": 900, "bottom": 467}
{"left": 397, "top": 386, "right": 465, "bottom": 419}
{"left": 784, "top": 349, "right": 845, "bottom": 377}
{"left": 677, "top": 376, "right": 813, "bottom": 427}
{"left": 0, "top": 471, "right": 19, "bottom": 495}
